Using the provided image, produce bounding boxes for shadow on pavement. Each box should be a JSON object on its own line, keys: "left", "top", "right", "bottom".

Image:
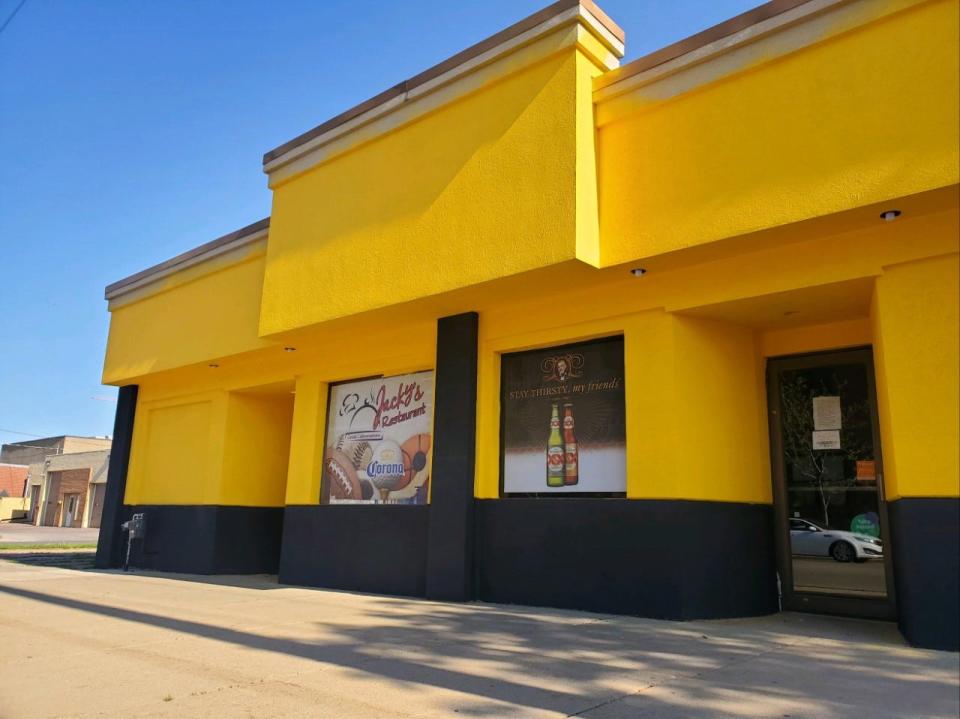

{"left": 0, "top": 553, "right": 286, "bottom": 591}
{"left": 0, "top": 551, "right": 95, "bottom": 570}
{"left": 0, "top": 577, "right": 957, "bottom": 717}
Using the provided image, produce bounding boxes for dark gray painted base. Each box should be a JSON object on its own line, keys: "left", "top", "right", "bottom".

{"left": 888, "top": 497, "right": 959, "bottom": 651}
{"left": 280, "top": 505, "right": 429, "bottom": 597}
{"left": 276, "top": 498, "right": 777, "bottom": 619}
{"left": 126, "top": 505, "right": 284, "bottom": 575}
{"left": 118, "top": 496, "right": 785, "bottom": 628}
{"left": 475, "top": 498, "right": 778, "bottom": 620}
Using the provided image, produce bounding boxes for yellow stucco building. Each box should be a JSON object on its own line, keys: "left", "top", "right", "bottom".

{"left": 95, "top": 0, "right": 959, "bottom": 650}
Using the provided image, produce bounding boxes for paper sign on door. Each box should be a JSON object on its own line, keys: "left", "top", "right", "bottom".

{"left": 812, "top": 429, "right": 841, "bottom": 450}
{"left": 813, "top": 396, "right": 842, "bottom": 430}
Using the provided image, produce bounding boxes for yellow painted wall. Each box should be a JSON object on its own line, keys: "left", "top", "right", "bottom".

{"left": 125, "top": 394, "right": 222, "bottom": 505}
{"left": 670, "top": 316, "right": 770, "bottom": 503}
{"left": 574, "top": 51, "right": 604, "bottom": 266}
{"left": 100, "top": 0, "right": 958, "bottom": 388}
{"left": 103, "top": 245, "right": 270, "bottom": 384}
{"left": 260, "top": 43, "right": 605, "bottom": 335}
{"left": 469, "top": 207, "right": 955, "bottom": 505}
{"left": 872, "top": 253, "right": 960, "bottom": 499}
{"left": 761, "top": 319, "right": 873, "bottom": 359}
{"left": 222, "top": 393, "right": 294, "bottom": 507}
{"left": 0, "top": 496, "right": 29, "bottom": 521}
{"left": 597, "top": 0, "right": 959, "bottom": 266}
{"left": 118, "top": 203, "right": 957, "bottom": 508}
{"left": 103, "top": 0, "right": 958, "bottom": 512}
{"left": 285, "top": 376, "right": 328, "bottom": 506}
{"left": 475, "top": 308, "right": 770, "bottom": 504}
{"left": 120, "top": 306, "right": 437, "bottom": 506}
{"left": 125, "top": 388, "right": 295, "bottom": 507}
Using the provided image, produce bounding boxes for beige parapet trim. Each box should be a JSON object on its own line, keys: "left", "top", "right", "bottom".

{"left": 593, "top": 0, "right": 923, "bottom": 116}
{"left": 104, "top": 217, "right": 269, "bottom": 302}
{"left": 595, "top": 0, "right": 815, "bottom": 94}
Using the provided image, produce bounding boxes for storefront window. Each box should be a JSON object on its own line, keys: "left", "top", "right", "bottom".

{"left": 500, "top": 337, "right": 626, "bottom": 496}
{"left": 321, "top": 371, "right": 434, "bottom": 505}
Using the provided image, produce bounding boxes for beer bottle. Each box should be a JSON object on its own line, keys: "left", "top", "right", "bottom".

{"left": 562, "top": 403, "right": 579, "bottom": 486}
{"left": 546, "top": 403, "right": 565, "bottom": 487}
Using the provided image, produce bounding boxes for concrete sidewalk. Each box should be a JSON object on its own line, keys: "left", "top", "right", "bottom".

{"left": 0, "top": 557, "right": 956, "bottom": 718}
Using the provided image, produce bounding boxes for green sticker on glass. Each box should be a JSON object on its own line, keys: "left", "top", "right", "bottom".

{"left": 851, "top": 512, "right": 880, "bottom": 537}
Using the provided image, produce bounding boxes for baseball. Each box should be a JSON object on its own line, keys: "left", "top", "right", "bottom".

{"left": 366, "top": 439, "right": 406, "bottom": 493}
{"left": 335, "top": 434, "right": 373, "bottom": 470}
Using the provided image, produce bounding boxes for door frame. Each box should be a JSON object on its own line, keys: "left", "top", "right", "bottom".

{"left": 766, "top": 346, "right": 897, "bottom": 620}
{"left": 63, "top": 493, "right": 79, "bottom": 528}
{"left": 89, "top": 483, "right": 105, "bottom": 528}
{"left": 28, "top": 487, "right": 40, "bottom": 523}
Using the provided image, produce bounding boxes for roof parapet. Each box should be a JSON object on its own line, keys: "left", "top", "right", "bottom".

{"left": 261, "top": 0, "right": 624, "bottom": 180}
{"left": 104, "top": 218, "right": 269, "bottom": 301}
{"left": 104, "top": 2, "right": 625, "bottom": 306}
{"left": 595, "top": 0, "right": 814, "bottom": 94}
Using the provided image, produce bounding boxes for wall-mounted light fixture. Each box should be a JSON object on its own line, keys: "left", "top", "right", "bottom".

{"left": 208, "top": 363, "right": 219, "bottom": 368}
{"left": 630, "top": 268, "right": 647, "bottom": 277}
{"left": 283, "top": 346, "right": 297, "bottom": 352}
{"left": 880, "top": 209, "right": 901, "bottom": 222}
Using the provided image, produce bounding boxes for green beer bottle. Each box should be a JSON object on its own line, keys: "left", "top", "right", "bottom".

{"left": 546, "top": 403, "right": 565, "bottom": 487}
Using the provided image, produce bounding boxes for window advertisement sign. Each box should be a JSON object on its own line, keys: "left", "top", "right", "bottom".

{"left": 501, "top": 337, "right": 626, "bottom": 495}
{"left": 322, "top": 371, "right": 434, "bottom": 505}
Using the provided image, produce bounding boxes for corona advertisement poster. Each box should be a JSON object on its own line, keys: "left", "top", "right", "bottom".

{"left": 322, "top": 371, "right": 434, "bottom": 505}
{"left": 501, "top": 337, "right": 626, "bottom": 494}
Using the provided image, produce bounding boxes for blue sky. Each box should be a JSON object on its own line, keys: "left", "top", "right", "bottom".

{"left": 0, "top": 0, "right": 758, "bottom": 445}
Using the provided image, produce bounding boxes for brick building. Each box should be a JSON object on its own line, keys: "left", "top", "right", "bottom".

{"left": 0, "top": 463, "right": 28, "bottom": 498}
{"left": 21, "top": 446, "right": 112, "bottom": 528}
{"left": 0, "top": 463, "right": 29, "bottom": 521}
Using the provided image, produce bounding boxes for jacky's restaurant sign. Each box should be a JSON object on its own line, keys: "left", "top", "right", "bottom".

{"left": 501, "top": 337, "right": 626, "bottom": 494}
{"left": 322, "top": 371, "right": 434, "bottom": 505}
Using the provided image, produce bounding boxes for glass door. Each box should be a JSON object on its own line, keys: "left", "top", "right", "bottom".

{"left": 767, "top": 348, "right": 895, "bottom": 619}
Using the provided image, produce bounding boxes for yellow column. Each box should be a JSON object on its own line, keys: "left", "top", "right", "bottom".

{"left": 630, "top": 313, "right": 770, "bottom": 503}
{"left": 872, "top": 254, "right": 960, "bottom": 499}
{"left": 221, "top": 392, "right": 294, "bottom": 507}
{"left": 623, "top": 310, "right": 676, "bottom": 499}
{"left": 284, "top": 375, "right": 329, "bottom": 505}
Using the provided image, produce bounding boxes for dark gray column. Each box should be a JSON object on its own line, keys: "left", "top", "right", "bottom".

{"left": 95, "top": 385, "right": 138, "bottom": 569}
{"left": 425, "top": 312, "right": 479, "bottom": 601}
{"left": 888, "top": 497, "right": 960, "bottom": 651}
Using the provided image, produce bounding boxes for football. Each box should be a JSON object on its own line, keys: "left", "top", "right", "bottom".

{"left": 325, "top": 448, "right": 362, "bottom": 500}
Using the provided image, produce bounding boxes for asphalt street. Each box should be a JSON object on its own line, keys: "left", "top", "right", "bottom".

{"left": 792, "top": 557, "right": 887, "bottom": 597}
{"left": 0, "top": 522, "right": 100, "bottom": 544}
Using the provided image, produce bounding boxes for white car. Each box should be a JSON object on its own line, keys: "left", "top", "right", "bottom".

{"left": 789, "top": 518, "right": 884, "bottom": 562}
